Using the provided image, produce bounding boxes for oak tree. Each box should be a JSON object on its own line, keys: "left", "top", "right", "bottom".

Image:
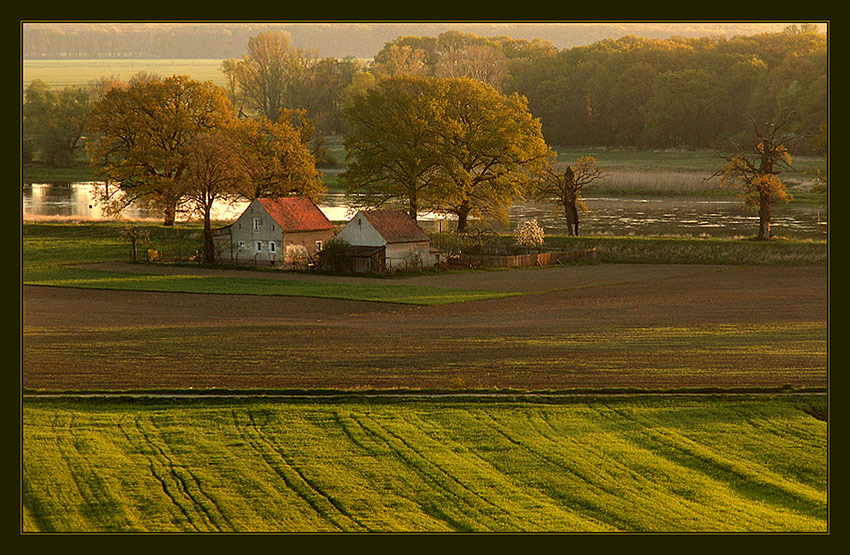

{"left": 229, "top": 116, "right": 324, "bottom": 202}
{"left": 180, "top": 132, "right": 250, "bottom": 263}
{"left": 430, "top": 78, "right": 552, "bottom": 232}
{"left": 342, "top": 75, "right": 443, "bottom": 220}
{"left": 85, "top": 74, "right": 234, "bottom": 226}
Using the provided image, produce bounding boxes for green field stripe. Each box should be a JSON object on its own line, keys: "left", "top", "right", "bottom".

{"left": 245, "top": 409, "right": 369, "bottom": 532}
{"left": 23, "top": 267, "right": 516, "bottom": 306}
{"left": 596, "top": 403, "right": 826, "bottom": 529}
{"left": 22, "top": 399, "right": 828, "bottom": 532}
{"left": 403, "top": 409, "right": 614, "bottom": 531}
{"left": 140, "top": 414, "right": 236, "bottom": 532}
{"left": 467, "top": 406, "right": 643, "bottom": 531}
{"left": 228, "top": 409, "right": 352, "bottom": 532}
{"left": 57, "top": 412, "right": 141, "bottom": 532}
{"left": 347, "top": 411, "right": 498, "bottom": 532}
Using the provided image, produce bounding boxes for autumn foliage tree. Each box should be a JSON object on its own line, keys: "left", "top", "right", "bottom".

{"left": 180, "top": 132, "right": 250, "bottom": 263}
{"left": 343, "top": 76, "right": 551, "bottom": 232}
{"left": 714, "top": 116, "right": 795, "bottom": 240}
{"left": 229, "top": 115, "right": 324, "bottom": 202}
{"left": 342, "top": 75, "right": 443, "bottom": 220}
{"left": 85, "top": 74, "right": 234, "bottom": 226}
{"left": 534, "top": 156, "right": 603, "bottom": 236}
{"left": 431, "top": 78, "right": 552, "bottom": 232}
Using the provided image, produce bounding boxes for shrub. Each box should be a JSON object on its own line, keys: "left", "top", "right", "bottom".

{"left": 317, "top": 238, "right": 353, "bottom": 273}
{"left": 514, "top": 219, "right": 545, "bottom": 249}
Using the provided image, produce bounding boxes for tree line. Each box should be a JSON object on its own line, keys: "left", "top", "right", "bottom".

{"left": 23, "top": 25, "right": 827, "bottom": 166}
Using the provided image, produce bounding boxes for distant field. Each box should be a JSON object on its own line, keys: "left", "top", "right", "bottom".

{"left": 22, "top": 396, "right": 827, "bottom": 532}
{"left": 22, "top": 58, "right": 227, "bottom": 89}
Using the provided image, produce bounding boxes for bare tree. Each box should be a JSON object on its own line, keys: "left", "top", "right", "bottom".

{"left": 712, "top": 114, "right": 795, "bottom": 240}
{"left": 535, "top": 156, "right": 603, "bottom": 236}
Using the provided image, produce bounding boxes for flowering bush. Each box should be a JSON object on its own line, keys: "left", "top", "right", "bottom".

{"left": 514, "top": 218, "right": 545, "bottom": 248}
{"left": 284, "top": 244, "right": 309, "bottom": 265}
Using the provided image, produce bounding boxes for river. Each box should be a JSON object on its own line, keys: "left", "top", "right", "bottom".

{"left": 22, "top": 182, "right": 828, "bottom": 239}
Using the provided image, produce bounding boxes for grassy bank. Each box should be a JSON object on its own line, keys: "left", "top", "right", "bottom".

{"left": 22, "top": 162, "right": 95, "bottom": 184}
{"left": 22, "top": 395, "right": 827, "bottom": 532}
{"left": 430, "top": 232, "right": 827, "bottom": 266}
{"left": 544, "top": 235, "right": 827, "bottom": 266}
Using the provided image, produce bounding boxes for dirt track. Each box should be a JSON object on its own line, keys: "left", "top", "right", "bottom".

{"left": 23, "top": 264, "right": 828, "bottom": 391}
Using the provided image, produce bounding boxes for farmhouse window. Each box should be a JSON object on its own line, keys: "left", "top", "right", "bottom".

{"left": 253, "top": 218, "right": 262, "bottom": 230}
{"left": 269, "top": 241, "right": 276, "bottom": 253}
{"left": 256, "top": 241, "right": 263, "bottom": 252}
{"left": 316, "top": 240, "right": 323, "bottom": 252}
{"left": 238, "top": 241, "right": 246, "bottom": 248}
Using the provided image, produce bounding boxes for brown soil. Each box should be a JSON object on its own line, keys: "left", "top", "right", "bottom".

{"left": 22, "top": 264, "right": 828, "bottom": 391}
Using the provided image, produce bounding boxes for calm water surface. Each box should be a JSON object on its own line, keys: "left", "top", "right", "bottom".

{"left": 22, "top": 182, "right": 828, "bottom": 239}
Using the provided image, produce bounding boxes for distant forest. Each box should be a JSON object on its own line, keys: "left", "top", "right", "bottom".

{"left": 22, "top": 23, "right": 827, "bottom": 154}
{"left": 22, "top": 22, "right": 807, "bottom": 60}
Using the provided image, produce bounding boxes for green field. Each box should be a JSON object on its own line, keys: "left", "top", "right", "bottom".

{"left": 22, "top": 396, "right": 827, "bottom": 533}
{"left": 24, "top": 266, "right": 516, "bottom": 305}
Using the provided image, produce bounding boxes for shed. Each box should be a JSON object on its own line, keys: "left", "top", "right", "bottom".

{"left": 336, "top": 210, "right": 434, "bottom": 271}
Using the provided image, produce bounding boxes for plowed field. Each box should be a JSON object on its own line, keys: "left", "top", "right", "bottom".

{"left": 22, "top": 263, "right": 828, "bottom": 391}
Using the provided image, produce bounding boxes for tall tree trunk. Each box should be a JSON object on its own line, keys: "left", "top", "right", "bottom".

{"left": 202, "top": 206, "right": 216, "bottom": 264}
{"left": 563, "top": 203, "right": 576, "bottom": 237}
{"left": 163, "top": 203, "right": 176, "bottom": 227}
{"left": 409, "top": 193, "right": 418, "bottom": 221}
{"left": 757, "top": 193, "right": 772, "bottom": 240}
{"left": 456, "top": 207, "right": 470, "bottom": 234}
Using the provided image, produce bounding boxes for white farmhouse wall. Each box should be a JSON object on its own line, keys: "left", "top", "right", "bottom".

{"left": 335, "top": 213, "right": 387, "bottom": 247}
{"left": 217, "top": 199, "right": 282, "bottom": 264}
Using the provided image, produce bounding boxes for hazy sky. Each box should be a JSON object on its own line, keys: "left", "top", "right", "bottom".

{"left": 22, "top": 21, "right": 828, "bottom": 59}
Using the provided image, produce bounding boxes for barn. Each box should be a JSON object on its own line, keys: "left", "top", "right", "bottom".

{"left": 335, "top": 210, "right": 435, "bottom": 272}
{"left": 213, "top": 196, "right": 335, "bottom": 266}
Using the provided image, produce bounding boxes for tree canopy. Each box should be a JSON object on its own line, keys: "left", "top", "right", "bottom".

{"left": 86, "top": 74, "right": 234, "bottom": 225}
{"left": 343, "top": 75, "right": 552, "bottom": 232}
{"left": 85, "top": 73, "right": 322, "bottom": 230}
{"left": 506, "top": 26, "right": 827, "bottom": 153}
{"left": 23, "top": 80, "right": 93, "bottom": 167}
{"left": 714, "top": 115, "right": 795, "bottom": 240}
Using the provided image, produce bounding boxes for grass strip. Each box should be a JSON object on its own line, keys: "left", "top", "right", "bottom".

{"left": 23, "top": 266, "right": 517, "bottom": 306}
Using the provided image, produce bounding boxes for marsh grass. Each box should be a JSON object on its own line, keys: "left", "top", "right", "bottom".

{"left": 543, "top": 235, "right": 827, "bottom": 266}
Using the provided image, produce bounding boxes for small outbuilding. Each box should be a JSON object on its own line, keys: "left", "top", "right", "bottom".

{"left": 213, "top": 196, "right": 335, "bottom": 266}
{"left": 336, "top": 210, "right": 434, "bottom": 272}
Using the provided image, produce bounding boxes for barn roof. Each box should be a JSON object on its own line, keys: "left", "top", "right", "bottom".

{"left": 360, "top": 210, "right": 430, "bottom": 244}
{"left": 258, "top": 196, "right": 334, "bottom": 233}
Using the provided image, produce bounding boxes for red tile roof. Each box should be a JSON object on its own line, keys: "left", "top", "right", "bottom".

{"left": 258, "top": 196, "right": 334, "bottom": 233}
{"left": 361, "top": 210, "right": 430, "bottom": 244}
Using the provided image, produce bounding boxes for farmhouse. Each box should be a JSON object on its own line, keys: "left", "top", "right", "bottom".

{"left": 336, "top": 210, "right": 435, "bottom": 272}
{"left": 213, "top": 196, "right": 335, "bottom": 266}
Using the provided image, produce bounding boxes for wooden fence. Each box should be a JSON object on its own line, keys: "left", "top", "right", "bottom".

{"left": 453, "top": 249, "right": 596, "bottom": 269}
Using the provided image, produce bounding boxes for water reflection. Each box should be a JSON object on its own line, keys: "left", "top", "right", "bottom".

{"left": 22, "top": 183, "right": 827, "bottom": 240}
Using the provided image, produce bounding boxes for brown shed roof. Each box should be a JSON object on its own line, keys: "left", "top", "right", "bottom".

{"left": 258, "top": 196, "right": 334, "bottom": 233}
{"left": 361, "top": 210, "right": 430, "bottom": 244}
